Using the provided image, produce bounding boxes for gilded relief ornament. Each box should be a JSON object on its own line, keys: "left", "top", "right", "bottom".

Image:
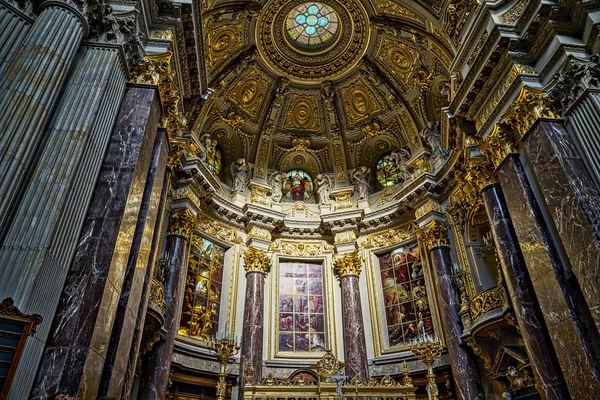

{"left": 363, "top": 224, "right": 413, "bottom": 248}
{"left": 478, "top": 123, "right": 517, "bottom": 168}
{"left": 168, "top": 209, "right": 196, "bottom": 237}
{"left": 417, "top": 220, "right": 449, "bottom": 250}
{"left": 206, "top": 22, "right": 243, "bottom": 71}
{"left": 502, "top": 86, "right": 560, "bottom": 137}
{"left": 228, "top": 69, "right": 271, "bottom": 119}
{"left": 333, "top": 251, "right": 362, "bottom": 277}
{"left": 283, "top": 92, "right": 321, "bottom": 132}
{"left": 547, "top": 54, "right": 600, "bottom": 112}
{"left": 243, "top": 247, "right": 271, "bottom": 274}
{"left": 467, "top": 161, "right": 498, "bottom": 192}
{"left": 341, "top": 78, "right": 384, "bottom": 126}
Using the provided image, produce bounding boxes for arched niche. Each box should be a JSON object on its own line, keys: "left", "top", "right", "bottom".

{"left": 465, "top": 204, "right": 499, "bottom": 293}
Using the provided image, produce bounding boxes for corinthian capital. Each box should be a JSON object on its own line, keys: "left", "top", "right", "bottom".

{"left": 334, "top": 251, "right": 362, "bottom": 277}
{"left": 168, "top": 209, "right": 196, "bottom": 238}
{"left": 243, "top": 247, "right": 271, "bottom": 274}
{"left": 417, "top": 220, "right": 449, "bottom": 251}
{"left": 502, "top": 86, "right": 560, "bottom": 137}
{"left": 467, "top": 160, "right": 497, "bottom": 192}
{"left": 479, "top": 123, "right": 517, "bottom": 169}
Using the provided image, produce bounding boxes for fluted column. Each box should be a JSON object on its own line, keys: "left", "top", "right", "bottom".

{"left": 0, "top": 0, "right": 86, "bottom": 230}
{"left": 418, "top": 220, "right": 485, "bottom": 400}
{"left": 239, "top": 247, "right": 271, "bottom": 387}
{"left": 333, "top": 251, "right": 369, "bottom": 380}
{"left": 0, "top": 1, "right": 33, "bottom": 76}
{"left": 481, "top": 183, "right": 570, "bottom": 399}
{"left": 138, "top": 210, "right": 195, "bottom": 398}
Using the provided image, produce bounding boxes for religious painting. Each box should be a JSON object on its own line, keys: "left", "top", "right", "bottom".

{"left": 278, "top": 261, "right": 326, "bottom": 353}
{"left": 378, "top": 243, "right": 433, "bottom": 347}
{"left": 283, "top": 169, "right": 315, "bottom": 203}
{"left": 178, "top": 237, "right": 226, "bottom": 341}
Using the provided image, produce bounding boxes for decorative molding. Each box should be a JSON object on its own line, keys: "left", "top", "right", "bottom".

{"left": 269, "top": 239, "right": 334, "bottom": 256}
{"left": 243, "top": 247, "right": 271, "bottom": 274}
{"left": 415, "top": 200, "right": 443, "bottom": 220}
{"left": 333, "top": 251, "right": 362, "bottom": 277}
{"left": 479, "top": 123, "right": 517, "bottom": 169}
{"left": 502, "top": 86, "right": 560, "bottom": 138}
{"left": 548, "top": 54, "right": 600, "bottom": 113}
{"left": 363, "top": 224, "right": 414, "bottom": 249}
{"left": 168, "top": 209, "right": 196, "bottom": 237}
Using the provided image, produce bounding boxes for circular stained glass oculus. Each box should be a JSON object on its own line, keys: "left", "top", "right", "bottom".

{"left": 286, "top": 3, "right": 339, "bottom": 46}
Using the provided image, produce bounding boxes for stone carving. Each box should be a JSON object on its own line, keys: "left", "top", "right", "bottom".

{"left": 334, "top": 251, "right": 362, "bottom": 277}
{"left": 199, "top": 133, "right": 217, "bottom": 162}
{"left": 351, "top": 167, "right": 371, "bottom": 200}
{"left": 321, "top": 81, "right": 336, "bottom": 112}
{"left": 316, "top": 174, "right": 332, "bottom": 206}
{"left": 548, "top": 54, "right": 600, "bottom": 112}
{"left": 243, "top": 247, "right": 271, "bottom": 274}
{"left": 231, "top": 158, "right": 252, "bottom": 192}
{"left": 168, "top": 209, "right": 196, "bottom": 237}
{"left": 421, "top": 121, "right": 447, "bottom": 157}
{"left": 390, "top": 148, "right": 413, "bottom": 181}
{"left": 502, "top": 86, "right": 559, "bottom": 137}
{"left": 270, "top": 172, "right": 284, "bottom": 202}
{"left": 417, "top": 220, "right": 449, "bottom": 250}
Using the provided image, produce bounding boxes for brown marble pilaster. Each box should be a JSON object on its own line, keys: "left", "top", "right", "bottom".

{"left": 138, "top": 215, "right": 193, "bottom": 399}
{"left": 0, "top": 1, "right": 86, "bottom": 230}
{"left": 239, "top": 247, "right": 271, "bottom": 388}
{"left": 29, "top": 85, "right": 161, "bottom": 399}
{"left": 419, "top": 220, "right": 485, "bottom": 400}
{"left": 523, "top": 119, "right": 600, "bottom": 329}
{"left": 497, "top": 154, "right": 600, "bottom": 397}
{"left": 333, "top": 251, "right": 368, "bottom": 380}
{"left": 481, "top": 183, "right": 570, "bottom": 399}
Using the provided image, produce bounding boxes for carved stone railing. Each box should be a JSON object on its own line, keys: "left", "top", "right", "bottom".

{"left": 469, "top": 283, "right": 504, "bottom": 321}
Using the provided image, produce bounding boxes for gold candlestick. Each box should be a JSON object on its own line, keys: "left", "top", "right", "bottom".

{"left": 411, "top": 338, "right": 442, "bottom": 400}
{"left": 208, "top": 337, "right": 240, "bottom": 400}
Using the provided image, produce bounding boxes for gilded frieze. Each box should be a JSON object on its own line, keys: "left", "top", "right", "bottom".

{"left": 340, "top": 77, "right": 384, "bottom": 127}
{"left": 363, "top": 224, "right": 414, "bottom": 249}
{"left": 269, "top": 239, "right": 334, "bottom": 256}
{"left": 228, "top": 69, "right": 272, "bottom": 120}
{"left": 497, "top": 0, "right": 527, "bottom": 25}
{"left": 283, "top": 92, "right": 322, "bottom": 132}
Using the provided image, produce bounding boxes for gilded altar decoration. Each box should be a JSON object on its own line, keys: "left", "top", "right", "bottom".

{"left": 467, "top": 160, "right": 498, "bottom": 192}
{"left": 502, "top": 86, "right": 560, "bottom": 137}
{"left": 479, "top": 123, "right": 517, "bottom": 168}
{"left": 248, "top": 226, "right": 272, "bottom": 241}
{"left": 417, "top": 220, "right": 449, "bottom": 250}
{"left": 168, "top": 209, "right": 196, "bottom": 237}
{"left": 244, "top": 247, "right": 271, "bottom": 274}
{"left": 364, "top": 224, "right": 414, "bottom": 249}
{"left": 149, "top": 278, "right": 166, "bottom": 312}
{"left": 270, "top": 239, "right": 334, "bottom": 256}
{"left": 179, "top": 237, "right": 226, "bottom": 341}
{"left": 310, "top": 350, "right": 346, "bottom": 380}
{"left": 469, "top": 283, "right": 504, "bottom": 320}
{"left": 410, "top": 335, "right": 442, "bottom": 400}
{"left": 278, "top": 261, "right": 327, "bottom": 353}
{"left": 208, "top": 336, "right": 240, "bottom": 400}
{"left": 378, "top": 244, "right": 432, "bottom": 347}
{"left": 415, "top": 200, "right": 443, "bottom": 220}
{"left": 333, "top": 251, "right": 362, "bottom": 277}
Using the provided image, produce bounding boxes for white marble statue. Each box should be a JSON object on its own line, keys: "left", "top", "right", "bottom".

{"left": 199, "top": 133, "right": 217, "bottom": 162}
{"left": 351, "top": 166, "right": 371, "bottom": 200}
{"left": 316, "top": 174, "right": 332, "bottom": 206}
{"left": 421, "top": 121, "right": 446, "bottom": 157}
{"left": 231, "top": 158, "right": 252, "bottom": 192}
{"left": 270, "top": 171, "right": 284, "bottom": 202}
{"left": 390, "top": 148, "right": 412, "bottom": 181}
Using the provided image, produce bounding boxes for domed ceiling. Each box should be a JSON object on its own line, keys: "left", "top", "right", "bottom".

{"left": 173, "top": 0, "right": 471, "bottom": 198}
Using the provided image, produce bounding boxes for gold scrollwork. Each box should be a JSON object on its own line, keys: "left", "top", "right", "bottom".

{"left": 364, "top": 224, "right": 414, "bottom": 249}
{"left": 333, "top": 251, "right": 362, "bottom": 277}
{"left": 502, "top": 86, "right": 560, "bottom": 138}
{"left": 417, "top": 220, "right": 449, "bottom": 251}
{"left": 469, "top": 284, "right": 504, "bottom": 320}
{"left": 248, "top": 226, "right": 272, "bottom": 241}
{"left": 479, "top": 123, "right": 517, "bottom": 169}
{"left": 243, "top": 247, "right": 271, "bottom": 274}
{"left": 149, "top": 278, "right": 166, "bottom": 311}
{"left": 168, "top": 209, "right": 196, "bottom": 237}
{"left": 269, "top": 239, "right": 334, "bottom": 256}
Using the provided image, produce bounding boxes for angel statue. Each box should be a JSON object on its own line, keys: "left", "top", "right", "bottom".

{"left": 270, "top": 171, "right": 284, "bottom": 202}
{"left": 231, "top": 158, "right": 252, "bottom": 192}
{"left": 421, "top": 121, "right": 448, "bottom": 157}
{"left": 316, "top": 174, "right": 332, "bottom": 206}
{"left": 390, "top": 148, "right": 412, "bottom": 181}
{"left": 199, "top": 133, "right": 217, "bottom": 162}
{"left": 351, "top": 166, "right": 371, "bottom": 200}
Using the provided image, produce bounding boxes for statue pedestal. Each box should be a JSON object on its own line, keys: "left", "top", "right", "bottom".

{"left": 319, "top": 204, "right": 332, "bottom": 215}
{"left": 356, "top": 198, "right": 370, "bottom": 212}
{"left": 232, "top": 192, "right": 247, "bottom": 206}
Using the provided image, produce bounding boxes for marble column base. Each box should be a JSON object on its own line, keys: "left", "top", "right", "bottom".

{"left": 429, "top": 246, "right": 485, "bottom": 400}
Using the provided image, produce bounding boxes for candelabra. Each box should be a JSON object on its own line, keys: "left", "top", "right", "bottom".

{"left": 208, "top": 335, "right": 240, "bottom": 400}
{"left": 410, "top": 334, "right": 442, "bottom": 400}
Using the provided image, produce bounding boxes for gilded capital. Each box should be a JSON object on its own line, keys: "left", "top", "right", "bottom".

{"left": 243, "top": 247, "right": 271, "bottom": 274}
{"left": 417, "top": 220, "right": 450, "bottom": 251}
{"left": 168, "top": 209, "right": 196, "bottom": 238}
{"left": 502, "top": 86, "right": 560, "bottom": 138}
{"left": 479, "top": 123, "right": 517, "bottom": 169}
{"left": 467, "top": 160, "right": 498, "bottom": 192}
{"left": 334, "top": 251, "right": 362, "bottom": 277}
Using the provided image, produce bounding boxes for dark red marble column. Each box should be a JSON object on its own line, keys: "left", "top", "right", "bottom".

{"left": 238, "top": 247, "right": 271, "bottom": 388}
{"left": 138, "top": 212, "right": 193, "bottom": 399}
{"left": 481, "top": 183, "right": 570, "bottom": 399}
{"left": 421, "top": 221, "right": 485, "bottom": 400}
{"left": 339, "top": 274, "right": 369, "bottom": 380}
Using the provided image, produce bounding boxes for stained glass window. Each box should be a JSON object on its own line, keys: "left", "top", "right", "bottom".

{"left": 283, "top": 169, "right": 314, "bottom": 202}
{"left": 376, "top": 154, "right": 401, "bottom": 187}
{"left": 278, "top": 261, "right": 326, "bottom": 353}
{"left": 378, "top": 243, "right": 433, "bottom": 347}
{"left": 286, "top": 3, "right": 339, "bottom": 46}
{"left": 178, "top": 237, "right": 225, "bottom": 341}
{"left": 206, "top": 147, "right": 222, "bottom": 177}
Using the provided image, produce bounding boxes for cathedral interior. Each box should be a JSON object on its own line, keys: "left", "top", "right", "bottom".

{"left": 1, "top": 0, "right": 600, "bottom": 398}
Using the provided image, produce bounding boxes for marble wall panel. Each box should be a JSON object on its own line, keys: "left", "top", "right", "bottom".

{"left": 30, "top": 85, "right": 161, "bottom": 399}
{"left": 497, "top": 155, "right": 600, "bottom": 398}
{"left": 524, "top": 120, "right": 600, "bottom": 327}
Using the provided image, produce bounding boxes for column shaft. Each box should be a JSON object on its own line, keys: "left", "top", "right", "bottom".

{"left": 239, "top": 271, "right": 266, "bottom": 385}
{"left": 0, "top": 2, "right": 85, "bottom": 230}
{"left": 340, "top": 275, "right": 368, "bottom": 379}
{"left": 30, "top": 85, "right": 161, "bottom": 399}
{"left": 481, "top": 184, "right": 570, "bottom": 399}
{"left": 429, "top": 246, "right": 485, "bottom": 400}
{"left": 138, "top": 234, "right": 189, "bottom": 398}
{"left": 0, "top": 44, "right": 126, "bottom": 399}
